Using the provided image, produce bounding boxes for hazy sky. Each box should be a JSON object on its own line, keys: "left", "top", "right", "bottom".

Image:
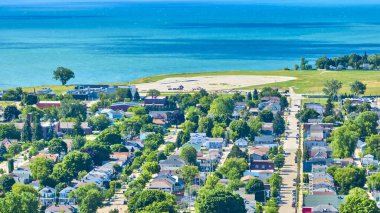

{"left": 2, "top": 0, "right": 380, "bottom": 5}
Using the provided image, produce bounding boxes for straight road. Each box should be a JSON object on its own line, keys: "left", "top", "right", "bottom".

{"left": 279, "top": 88, "right": 302, "bottom": 213}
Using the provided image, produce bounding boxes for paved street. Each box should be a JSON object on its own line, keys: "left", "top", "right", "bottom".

{"left": 279, "top": 88, "right": 302, "bottom": 213}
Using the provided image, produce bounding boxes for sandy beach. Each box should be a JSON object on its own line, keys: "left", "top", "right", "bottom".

{"left": 136, "top": 75, "right": 296, "bottom": 92}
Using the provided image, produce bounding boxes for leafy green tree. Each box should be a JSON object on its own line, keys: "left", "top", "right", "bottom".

{"left": 81, "top": 141, "right": 111, "bottom": 165}
{"left": 23, "top": 94, "right": 38, "bottom": 105}
{"left": 128, "top": 190, "right": 177, "bottom": 213}
{"left": 365, "top": 134, "right": 380, "bottom": 160}
{"left": 53, "top": 67, "right": 75, "bottom": 85}
{"left": 331, "top": 124, "right": 359, "bottom": 158}
{"left": 333, "top": 166, "right": 366, "bottom": 194}
{"left": 59, "top": 99, "right": 86, "bottom": 121}
{"left": 89, "top": 114, "right": 111, "bottom": 131}
{"left": 350, "top": 80, "right": 367, "bottom": 96}
{"left": 21, "top": 120, "right": 32, "bottom": 142}
{"left": 253, "top": 89, "right": 259, "bottom": 100}
{"left": 180, "top": 145, "right": 197, "bottom": 165}
{"left": 339, "top": 188, "right": 379, "bottom": 213}
{"left": 180, "top": 165, "right": 199, "bottom": 186}
{"left": 72, "top": 119, "right": 84, "bottom": 136}
{"left": 167, "top": 110, "right": 185, "bottom": 128}
{"left": 258, "top": 110, "right": 274, "bottom": 122}
{"left": 232, "top": 92, "right": 245, "bottom": 102}
{"left": 355, "top": 111, "right": 379, "bottom": 138}
{"left": 195, "top": 188, "right": 246, "bottom": 213}
{"left": 61, "top": 151, "right": 93, "bottom": 179}
{"left": 70, "top": 184, "right": 103, "bottom": 213}
{"left": 324, "top": 97, "right": 335, "bottom": 117}
{"left": 265, "top": 197, "right": 279, "bottom": 213}
{"left": 48, "top": 138, "right": 67, "bottom": 154}
{"left": 146, "top": 89, "right": 161, "bottom": 97}
{"left": 208, "top": 96, "right": 234, "bottom": 116}
{"left": 198, "top": 116, "right": 214, "bottom": 137}
{"left": 7, "top": 159, "right": 14, "bottom": 173}
{"left": 30, "top": 157, "right": 54, "bottom": 185}
{"left": 71, "top": 136, "right": 86, "bottom": 151}
{"left": 322, "top": 79, "right": 342, "bottom": 101}
{"left": 296, "top": 108, "right": 319, "bottom": 123}
{"left": 273, "top": 153, "right": 285, "bottom": 169}
{"left": 211, "top": 125, "right": 225, "bottom": 138}
{"left": 182, "top": 120, "right": 197, "bottom": 133}
{"left": 115, "top": 88, "right": 132, "bottom": 101}
{"left": 0, "top": 124, "right": 20, "bottom": 140}
{"left": 245, "top": 178, "right": 264, "bottom": 194}
{"left": 142, "top": 162, "right": 161, "bottom": 174}
{"left": 247, "top": 92, "right": 252, "bottom": 101}
{"left": 218, "top": 158, "right": 247, "bottom": 180}
{"left": 229, "top": 120, "right": 249, "bottom": 141}
{"left": 8, "top": 143, "right": 22, "bottom": 156}
{"left": 247, "top": 117, "right": 262, "bottom": 141}
{"left": 143, "top": 134, "right": 165, "bottom": 151}
{"left": 3, "top": 105, "right": 21, "bottom": 122}
{"left": 110, "top": 144, "right": 128, "bottom": 152}
{"left": 268, "top": 172, "right": 282, "bottom": 197}
{"left": 32, "top": 121, "right": 43, "bottom": 141}
{"left": 228, "top": 145, "right": 247, "bottom": 159}
{"left": 273, "top": 113, "right": 285, "bottom": 136}
{"left": 0, "top": 191, "right": 38, "bottom": 213}
{"left": 0, "top": 175, "right": 15, "bottom": 193}
{"left": 176, "top": 131, "right": 184, "bottom": 148}
{"left": 96, "top": 127, "right": 122, "bottom": 145}
{"left": 367, "top": 172, "right": 380, "bottom": 191}
{"left": 11, "top": 183, "right": 38, "bottom": 196}
{"left": 133, "top": 90, "right": 140, "bottom": 101}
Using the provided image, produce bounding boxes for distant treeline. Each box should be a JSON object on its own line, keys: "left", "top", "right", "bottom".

{"left": 289, "top": 53, "right": 380, "bottom": 71}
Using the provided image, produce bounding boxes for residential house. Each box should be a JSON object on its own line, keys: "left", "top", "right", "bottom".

{"left": 1, "top": 138, "right": 18, "bottom": 149}
{"left": 303, "top": 123, "right": 333, "bottom": 140}
{"left": 149, "top": 175, "right": 184, "bottom": 194}
{"left": 56, "top": 122, "right": 92, "bottom": 135}
{"left": 361, "top": 154, "right": 379, "bottom": 167}
{"left": 45, "top": 205, "right": 77, "bottom": 213}
{"left": 144, "top": 96, "right": 167, "bottom": 106}
{"left": 235, "top": 138, "right": 248, "bottom": 148}
{"left": 250, "top": 160, "right": 275, "bottom": 171}
{"left": 39, "top": 187, "right": 57, "bottom": 206}
{"left": 205, "top": 138, "right": 224, "bottom": 149}
{"left": 303, "top": 195, "right": 345, "bottom": 213}
{"left": 189, "top": 133, "right": 207, "bottom": 146}
{"left": 36, "top": 101, "right": 61, "bottom": 109}
{"left": 310, "top": 146, "right": 332, "bottom": 159}
{"left": 110, "top": 102, "right": 140, "bottom": 112}
{"left": 248, "top": 146, "right": 270, "bottom": 161}
{"left": 261, "top": 123, "right": 274, "bottom": 135}
{"left": 243, "top": 170, "right": 274, "bottom": 182}
{"left": 110, "top": 152, "right": 131, "bottom": 165}
{"left": 59, "top": 187, "right": 76, "bottom": 205}
{"left": 97, "top": 109, "right": 123, "bottom": 119}
{"left": 304, "top": 103, "right": 324, "bottom": 115}
{"left": 11, "top": 167, "right": 32, "bottom": 184}
{"left": 159, "top": 155, "right": 186, "bottom": 173}
{"left": 304, "top": 140, "right": 327, "bottom": 151}
{"left": 254, "top": 135, "right": 275, "bottom": 146}
{"left": 149, "top": 111, "right": 171, "bottom": 126}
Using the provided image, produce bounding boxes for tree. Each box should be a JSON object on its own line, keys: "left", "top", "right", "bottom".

{"left": 81, "top": 141, "right": 111, "bottom": 165}
{"left": 59, "top": 99, "right": 87, "bottom": 121}
{"left": 3, "top": 105, "right": 21, "bottom": 122}
{"left": 180, "top": 165, "right": 199, "bottom": 186}
{"left": 23, "top": 94, "right": 38, "bottom": 105}
{"left": 146, "top": 89, "right": 161, "bottom": 97}
{"left": 167, "top": 110, "right": 185, "bottom": 128}
{"left": 133, "top": 90, "right": 140, "bottom": 101}
{"left": 48, "top": 138, "right": 67, "bottom": 154}
{"left": 0, "top": 175, "right": 15, "bottom": 193}
{"left": 296, "top": 108, "right": 319, "bottom": 123}
{"left": 71, "top": 136, "right": 86, "bottom": 151}
{"left": 333, "top": 166, "right": 366, "bottom": 194}
{"left": 21, "top": 120, "right": 32, "bottom": 142}
{"left": 247, "top": 92, "right": 252, "bottom": 101}
{"left": 331, "top": 124, "right": 359, "bottom": 158}
{"left": 300, "top": 57, "right": 307, "bottom": 70}
{"left": 253, "top": 89, "right": 259, "bottom": 100}
{"left": 32, "top": 121, "right": 43, "bottom": 141}
{"left": 142, "top": 162, "right": 161, "bottom": 174}
{"left": 30, "top": 157, "right": 54, "bottom": 184}
{"left": 7, "top": 159, "right": 14, "bottom": 173}
{"left": 115, "top": 88, "right": 132, "bottom": 101}
{"left": 8, "top": 143, "right": 22, "bottom": 156}
{"left": 280, "top": 96, "right": 289, "bottom": 110}
{"left": 367, "top": 172, "right": 380, "bottom": 191}
{"left": 176, "top": 131, "right": 184, "bottom": 148}
{"left": 350, "top": 80, "right": 367, "bottom": 96}
{"left": 322, "top": 79, "right": 342, "bottom": 101}
{"left": 70, "top": 184, "right": 103, "bottom": 213}
{"left": 60, "top": 151, "right": 93, "bottom": 180}
{"left": 197, "top": 116, "right": 214, "bottom": 137}
{"left": 273, "top": 153, "right": 285, "bottom": 169}
{"left": 212, "top": 125, "right": 225, "bottom": 138}
{"left": 89, "top": 114, "right": 111, "bottom": 131}
{"left": 11, "top": 183, "right": 38, "bottom": 196}
{"left": 96, "top": 127, "right": 122, "bottom": 145}
{"left": 324, "top": 97, "right": 334, "bottom": 117}
{"left": 180, "top": 145, "right": 197, "bottom": 165}
{"left": 208, "top": 96, "right": 234, "bottom": 116}
{"left": 245, "top": 178, "right": 264, "bottom": 194}
{"left": 273, "top": 113, "right": 285, "bottom": 136}
{"left": 53, "top": 67, "right": 75, "bottom": 85}
{"left": 294, "top": 64, "right": 299, "bottom": 70}
{"left": 72, "top": 119, "right": 84, "bottom": 136}
{"left": 232, "top": 92, "right": 245, "bottom": 102}
{"left": 339, "top": 188, "right": 379, "bottom": 213}
{"left": 218, "top": 158, "right": 248, "bottom": 180}
{"left": 228, "top": 145, "right": 247, "bottom": 159}
{"left": 258, "top": 110, "right": 274, "bottom": 122}
{"left": 0, "top": 124, "right": 20, "bottom": 140}
{"left": 195, "top": 188, "right": 246, "bottom": 213}
{"left": 128, "top": 190, "right": 177, "bottom": 213}
{"left": 366, "top": 134, "right": 380, "bottom": 160}
{"left": 355, "top": 111, "right": 379, "bottom": 139}
{"left": 0, "top": 191, "right": 38, "bottom": 213}
{"left": 247, "top": 117, "right": 262, "bottom": 141}
{"left": 229, "top": 120, "right": 249, "bottom": 141}
{"left": 110, "top": 144, "right": 128, "bottom": 152}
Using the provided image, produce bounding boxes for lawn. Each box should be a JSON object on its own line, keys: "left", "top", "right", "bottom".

{"left": 131, "top": 70, "right": 380, "bottom": 95}
{"left": 22, "top": 85, "right": 74, "bottom": 95}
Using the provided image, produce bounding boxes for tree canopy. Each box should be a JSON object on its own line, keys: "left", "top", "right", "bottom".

{"left": 53, "top": 67, "right": 75, "bottom": 85}
{"left": 339, "top": 188, "right": 379, "bottom": 213}
{"left": 195, "top": 188, "right": 246, "bottom": 213}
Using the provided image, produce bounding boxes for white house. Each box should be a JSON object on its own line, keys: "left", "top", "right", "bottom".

{"left": 98, "top": 108, "right": 123, "bottom": 119}
{"left": 39, "top": 187, "right": 56, "bottom": 206}
{"left": 235, "top": 138, "right": 248, "bottom": 148}
{"left": 59, "top": 187, "right": 76, "bottom": 205}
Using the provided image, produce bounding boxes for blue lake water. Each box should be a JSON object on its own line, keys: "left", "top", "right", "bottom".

{"left": 1, "top": 2, "right": 380, "bottom": 88}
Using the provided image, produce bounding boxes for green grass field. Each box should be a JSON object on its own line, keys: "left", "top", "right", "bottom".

{"left": 131, "top": 70, "right": 380, "bottom": 95}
